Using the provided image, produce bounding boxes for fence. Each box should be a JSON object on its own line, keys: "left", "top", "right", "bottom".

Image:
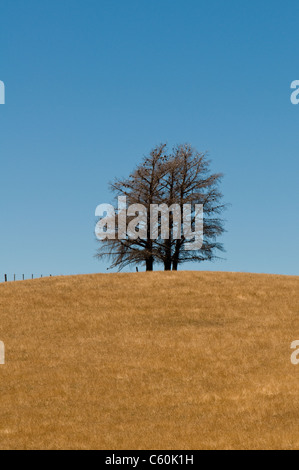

{"left": 2, "top": 274, "right": 53, "bottom": 283}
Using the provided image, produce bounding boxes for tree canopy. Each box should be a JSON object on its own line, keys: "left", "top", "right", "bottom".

{"left": 96, "top": 143, "right": 226, "bottom": 271}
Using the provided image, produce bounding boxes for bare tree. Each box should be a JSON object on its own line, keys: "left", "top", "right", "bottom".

{"left": 96, "top": 143, "right": 226, "bottom": 271}
{"left": 96, "top": 144, "right": 169, "bottom": 271}
{"left": 161, "top": 144, "right": 226, "bottom": 270}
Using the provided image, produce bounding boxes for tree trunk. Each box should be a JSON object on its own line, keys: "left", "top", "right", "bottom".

{"left": 172, "top": 240, "right": 181, "bottom": 271}
{"left": 164, "top": 260, "right": 172, "bottom": 271}
{"left": 172, "top": 260, "right": 178, "bottom": 271}
{"left": 146, "top": 257, "right": 154, "bottom": 272}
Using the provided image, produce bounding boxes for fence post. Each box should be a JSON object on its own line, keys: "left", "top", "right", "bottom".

{"left": 4, "top": 274, "right": 7, "bottom": 283}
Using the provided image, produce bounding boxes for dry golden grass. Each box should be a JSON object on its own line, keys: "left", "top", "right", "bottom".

{"left": 0, "top": 271, "right": 299, "bottom": 450}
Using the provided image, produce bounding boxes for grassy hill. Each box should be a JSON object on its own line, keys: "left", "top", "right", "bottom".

{"left": 0, "top": 271, "right": 299, "bottom": 450}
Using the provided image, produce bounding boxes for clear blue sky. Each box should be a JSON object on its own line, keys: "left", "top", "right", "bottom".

{"left": 0, "top": 0, "right": 298, "bottom": 278}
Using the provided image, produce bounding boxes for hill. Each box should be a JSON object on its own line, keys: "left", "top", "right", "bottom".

{"left": 0, "top": 271, "right": 298, "bottom": 450}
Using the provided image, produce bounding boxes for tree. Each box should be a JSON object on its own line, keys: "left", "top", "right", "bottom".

{"left": 96, "top": 144, "right": 169, "bottom": 271}
{"left": 95, "top": 143, "right": 226, "bottom": 271}
{"left": 159, "top": 144, "right": 226, "bottom": 271}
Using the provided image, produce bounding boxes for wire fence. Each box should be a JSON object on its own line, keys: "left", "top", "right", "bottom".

{"left": 2, "top": 274, "right": 53, "bottom": 283}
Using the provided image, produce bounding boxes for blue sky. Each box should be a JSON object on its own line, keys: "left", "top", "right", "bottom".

{"left": 0, "top": 0, "right": 298, "bottom": 278}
